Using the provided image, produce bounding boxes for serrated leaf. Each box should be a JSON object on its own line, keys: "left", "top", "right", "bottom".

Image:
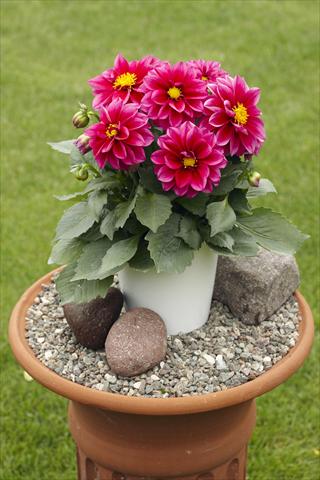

{"left": 229, "top": 189, "right": 252, "bottom": 215}
{"left": 100, "top": 195, "right": 137, "bottom": 240}
{"left": 146, "top": 214, "right": 194, "bottom": 273}
{"left": 236, "top": 207, "right": 309, "bottom": 254}
{"left": 229, "top": 227, "right": 259, "bottom": 256}
{"left": 97, "top": 235, "right": 141, "bottom": 278}
{"left": 88, "top": 190, "right": 108, "bottom": 221}
{"left": 56, "top": 202, "right": 95, "bottom": 240}
{"left": 246, "top": 178, "right": 277, "bottom": 198}
{"left": 100, "top": 209, "right": 117, "bottom": 240}
{"left": 115, "top": 195, "right": 138, "bottom": 229}
{"left": 80, "top": 224, "right": 104, "bottom": 242}
{"left": 48, "top": 238, "right": 84, "bottom": 265}
{"left": 48, "top": 140, "right": 75, "bottom": 154}
{"left": 210, "top": 232, "right": 234, "bottom": 251}
{"left": 135, "top": 191, "right": 172, "bottom": 233}
{"left": 55, "top": 263, "right": 113, "bottom": 305}
{"left": 72, "top": 238, "right": 112, "bottom": 281}
{"left": 206, "top": 200, "right": 236, "bottom": 237}
{"left": 129, "top": 239, "right": 154, "bottom": 271}
{"left": 176, "top": 193, "right": 208, "bottom": 216}
{"left": 177, "top": 216, "right": 202, "bottom": 249}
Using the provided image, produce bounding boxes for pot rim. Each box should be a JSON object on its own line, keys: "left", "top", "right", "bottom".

{"left": 9, "top": 268, "right": 314, "bottom": 416}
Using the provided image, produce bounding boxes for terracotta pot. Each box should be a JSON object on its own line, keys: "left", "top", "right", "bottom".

{"left": 9, "top": 269, "right": 314, "bottom": 480}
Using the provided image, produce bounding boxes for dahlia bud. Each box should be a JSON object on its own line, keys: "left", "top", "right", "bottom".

{"left": 72, "top": 107, "right": 90, "bottom": 128}
{"left": 74, "top": 134, "right": 90, "bottom": 155}
{"left": 248, "top": 171, "right": 261, "bottom": 187}
{"left": 71, "top": 165, "right": 89, "bottom": 181}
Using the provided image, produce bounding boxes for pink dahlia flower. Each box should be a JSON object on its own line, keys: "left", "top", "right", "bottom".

{"left": 85, "top": 99, "right": 153, "bottom": 170}
{"left": 188, "top": 60, "right": 227, "bottom": 84}
{"left": 141, "top": 62, "right": 207, "bottom": 129}
{"left": 151, "top": 121, "right": 227, "bottom": 198}
{"left": 203, "top": 75, "right": 266, "bottom": 157}
{"left": 88, "top": 54, "right": 162, "bottom": 109}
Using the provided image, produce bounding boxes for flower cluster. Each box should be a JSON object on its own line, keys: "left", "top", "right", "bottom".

{"left": 50, "top": 55, "right": 309, "bottom": 305}
{"left": 73, "top": 54, "right": 265, "bottom": 197}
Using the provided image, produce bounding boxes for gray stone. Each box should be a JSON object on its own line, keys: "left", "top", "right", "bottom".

{"left": 213, "top": 249, "right": 300, "bottom": 325}
{"left": 105, "top": 308, "right": 167, "bottom": 377}
{"left": 63, "top": 287, "right": 123, "bottom": 349}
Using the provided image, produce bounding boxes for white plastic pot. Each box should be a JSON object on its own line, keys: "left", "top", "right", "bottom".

{"left": 118, "top": 244, "right": 218, "bottom": 335}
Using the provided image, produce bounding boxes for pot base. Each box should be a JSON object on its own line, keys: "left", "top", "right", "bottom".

{"left": 76, "top": 446, "right": 247, "bottom": 480}
{"left": 69, "top": 400, "right": 255, "bottom": 479}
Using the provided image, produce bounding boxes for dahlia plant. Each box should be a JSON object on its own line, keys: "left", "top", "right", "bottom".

{"left": 48, "top": 54, "right": 308, "bottom": 304}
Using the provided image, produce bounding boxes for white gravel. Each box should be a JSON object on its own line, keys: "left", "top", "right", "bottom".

{"left": 25, "top": 281, "right": 301, "bottom": 398}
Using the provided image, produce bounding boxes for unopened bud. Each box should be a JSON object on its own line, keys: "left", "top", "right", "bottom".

{"left": 74, "top": 134, "right": 91, "bottom": 155}
{"left": 75, "top": 166, "right": 89, "bottom": 181}
{"left": 248, "top": 171, "right": 261, "bottom": 187}
{"left": 72, "top": 109, "right": 90, "bottom": 128}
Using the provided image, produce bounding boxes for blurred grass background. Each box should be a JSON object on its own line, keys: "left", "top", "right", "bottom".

{"left": 1, "top": 0, "right": 319, "bottom": 479}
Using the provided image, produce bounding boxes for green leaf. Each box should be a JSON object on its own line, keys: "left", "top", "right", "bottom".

{"left": 56, "top": 202, "right": 95, "bottom": 240}
{"left": 138, "top": 167, "right": 164, "bottom": 194}
{"left": 236, "top": 207, "right": 309, "bottom": 254}
{"left": 229, "top": 227, "right": 259, "bottom": 256}
{"left": 229, "top": 189, "right": 252, "bottom": 215}
{"left": 55, "top": 263, "right": 113, "bottom": 305}
{"left": 88, "top": 190, "right": 108, "bottom": 221}
{"left": 80, "top": 224, "right": 104, "bottom": 242}
{"left": 246, "top": 178, "right": 277, "bottom": 198}
{"left": 207, "top": 228, "right": 259, "bottom": 257}
{"left": 48, "top": 140, "right": 75, "bottom": 154}
{"left": 100, "top": 209, "right": 117, "bottom": 240}
{"left": 100, "top": 195, "right": 137, "bottom": 240}
{"left": 176, "top": 193, "right": 208, "bottom": 216}
{"left": 211, "top": 164, "right": 246, "bottom": 196}
{"left": 55, "top": 191, "right": 87, "bottom": 201}
{"left": 97, "top": 235, "right": 141, "bottom": 278}
{"left": 135, "top": 191, "right": 172, "bottom": 233}
{"left": 114, "top": 195, "right": 138, "bottom": 229}
{"left": 146, "top": 214, "right": 194, "bottom": 273}
{"left": 206, "top": 200, "right": 236, "bottom": 237}
{"left": 48, "top": 238, "right": 84, "bottom": 265}
{"left": 72, "top": 238, "right": 112, "bottom": 281}
{"left": 210, "top": 232, "right": 234, "bottom": 251}
{"left": 129, "top": 239, "right": 154, "bottom": 271}
{"left": 177, "top": 216, "right": 202, "bottom": 249}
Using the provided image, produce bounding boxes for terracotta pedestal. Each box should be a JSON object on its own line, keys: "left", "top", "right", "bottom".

{"left": 9, "top": 270, "right": 314, "bottom": 480}
{"left": 70, "top": 399, "right": 255, "bottom": 479}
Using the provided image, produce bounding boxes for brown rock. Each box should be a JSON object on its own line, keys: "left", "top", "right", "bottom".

{"left": 213, "top": 249, "right": 300, "bottom": 325}
{"left": 105, "top": 308, "right": 167, "bottom": 377}
{"left": 63, "top": 288, "right": 123, "bottom": 349}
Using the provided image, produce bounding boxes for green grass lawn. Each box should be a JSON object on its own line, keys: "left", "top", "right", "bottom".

{"left": 1, "top": 0, "right": 319, "bottom": 478}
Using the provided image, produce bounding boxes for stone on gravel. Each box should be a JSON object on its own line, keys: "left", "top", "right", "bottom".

{"left": 105, "top": 308, "right": 167, "bottom": 377}
{"left": 26, "top": 279, "right": 300, "bottom": 398}
{"left": 63, "top": 287, "right": 123, "bottom": 349}
{"left": 213, "top": 249, "right": 300, "bottom": 325}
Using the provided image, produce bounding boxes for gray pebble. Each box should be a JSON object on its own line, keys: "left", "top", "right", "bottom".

{"left": 25, "top": 279, "right": 300, "bottom": 399}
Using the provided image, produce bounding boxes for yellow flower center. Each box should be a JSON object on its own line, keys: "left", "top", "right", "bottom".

{"left": 232, "top": 102, "right": 249, "bottom": 125}
{"left": 167, "top": 86, "right": 182, "bottom": 100}
{"left": 182, "top": 157, "right": 197, "bottom": 168}
{"left": 113, "top": 72, "right": 137, "bottom": 90}
{"left": 201, "top": 75, "right": 209, "bottom": 81}
{"left": 106, "top": 123, "right": 118, "bottom": 138}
